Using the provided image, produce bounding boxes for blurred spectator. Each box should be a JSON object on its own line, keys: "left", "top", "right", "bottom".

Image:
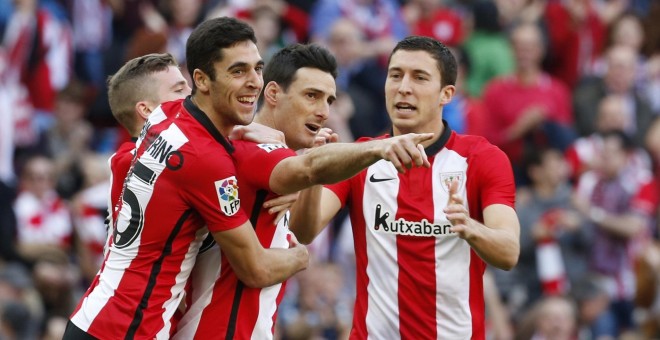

{"left": 544, "top": 0, "right": 607, "bottom": 89}
{"left": 544, "top": 0, "right": 606, "bottom": 88}
{"left": 279, "top": 262, "right": 352, "bottom": 340}
{"left": 632, "top": 117, "right": 660, "bottom": 338}
{"left": 571, "top": 274, "right": 611, "bottom": 339}
{"left": 70, "top": 153, "right": 110, "bottom": 282}
{"left": 45, "top": 79, "right": 94, "bottom": 199}
{"left": 573, "top": 45, "right": 655, "bottom": 147}
{"left": 0, "top": 263, "right": 44, "bottom": 339}
{"left": 13, "top": 155, "right": 72, "bottom": 263}
{"left": 482, "top": 23, "right": 575, "bottom": 183}
{"left": 516, "top": 296, "right": 578, "bottom": 340}
{"left": 321, "top": 18, "right": 389, "bottom": 138}
{"left": 402, "top": 0, "right": 465, "bottom": 47}
{"left": 565, "top": 95, "right": 652, "bottom": 183}
{"left": 17, "top": 0, "right": 73, "bottom": 134}
{"left": 495, "top": 147, "right": 586, "bottom": 320}
{"left": 310, "top": 0, "right": 408, "bottom": 64}
{"left": 67, "top": 0, "right": 113, "bottom": 90}
{"left": 462, "top": 0, "right": 514, "bottom": 98}
{"left": 494, "top": 0, "right": 546, "bottom": 28}
{"left": 572, "top": 130, "right": 654, "bottom": 338}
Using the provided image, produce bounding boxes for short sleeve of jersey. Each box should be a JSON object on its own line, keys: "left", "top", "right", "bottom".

{"left": 180, "top": 149, "right": 248, "bottom": 233}
{"left": 233, "top": 141, "right": 297, "bottom": 190}
{"left": 324, "top": 136, "right": 377, "bottom": 207}
{"left": 325, "top": 179, "right": 351, "bottom": 207}
{"left": 472, "top": 143, "right": 516, "bottom": 209}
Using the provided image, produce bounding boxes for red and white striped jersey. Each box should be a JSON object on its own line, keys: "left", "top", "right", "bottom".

{"left": 174, "top": 140, "right": 296, "bottom": 340}
{"left": 70, "top": 98, "right": 248, "bottom": 339}
{"left": 327, "top": 124, "right": 515, "bottom": 340}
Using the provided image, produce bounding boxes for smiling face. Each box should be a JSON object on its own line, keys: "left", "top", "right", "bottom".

{"left": 206, "top": 40, "right": 264, "bottom": 129}
{"left": 385, "top": 49, "right": 454, "bottom": 135}
{"left": 270, "top": 67, "right": 337, "bottom": 150}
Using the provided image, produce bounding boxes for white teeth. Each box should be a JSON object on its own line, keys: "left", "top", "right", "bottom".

{"left": 237, "top": 97, "right": 255, "bottom": 103}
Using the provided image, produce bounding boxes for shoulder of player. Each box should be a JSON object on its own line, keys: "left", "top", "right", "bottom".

{"left": 448, "top": 132, "right": 501, "bottom": 156}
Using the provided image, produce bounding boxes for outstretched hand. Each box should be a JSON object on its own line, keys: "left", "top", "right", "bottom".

{"left": 379, "top": 133, "right": 433, "bottom": 173}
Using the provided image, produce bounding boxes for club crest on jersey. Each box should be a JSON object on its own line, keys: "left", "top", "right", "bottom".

{"left": 440, "top": 171, "right": 465, "bottom": 192}
{"left": 257, "top": 143, "right": 286, "bottom": 153}
{"left": 215, "top": 176, "right": 240, "bottom": 216}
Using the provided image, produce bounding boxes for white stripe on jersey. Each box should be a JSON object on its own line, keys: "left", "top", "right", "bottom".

{"left": 72, "top": 122, "right": 190, "bottom": 331}
{"left": 432, "top": 149, "right": 472, "bottom": 339}
{"left": 363, "top": 160, "right": 401, "bottom": 339}
{"left": 159, "top": 227, "right": 209, "bottom": 339}
{"left": 173, "top": 243, "right": 222, "bottom": 340}
{"left": 251, "top": 212, "right": 291, "bottom": 339}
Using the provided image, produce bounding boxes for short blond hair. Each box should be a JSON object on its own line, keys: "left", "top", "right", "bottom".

{"left": 107, "top": 53, "right": 178, "bottom": 136}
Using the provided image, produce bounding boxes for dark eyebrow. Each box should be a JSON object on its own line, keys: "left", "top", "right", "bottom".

{"left": 388, "top": 66, "right": 432, "bottom": 77}
{"left": 306, "top": 87, "right": 337, "bottom": 103}
{"left": 227, "top": 60, "right": 264, "bottom": 71}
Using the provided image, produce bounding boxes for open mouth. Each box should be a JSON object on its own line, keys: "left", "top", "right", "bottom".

{"left": 395, "top": 103, "right": 417, "bottom": 112}
{"left": 237, "top": 96, "right": 256, "bottom": 105}
{"left": 305, "top": 124, "right": 320, "bottom": 133}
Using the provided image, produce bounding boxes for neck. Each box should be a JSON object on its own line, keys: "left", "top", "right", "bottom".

{"left": 532, "top": 181, "right": 558, "bottom": 199}
{"left": 516, "top": 67, "right": 541, "bottom": 85}
{"left": 191, "top": 94, "right": 234, "bottom": 137}
{"left": 392, "top": 117, "right": 445, "bottom": 148}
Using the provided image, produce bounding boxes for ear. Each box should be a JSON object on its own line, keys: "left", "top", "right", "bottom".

{"left": 135, "top": 101, "right": 152, "bottom": 120}
{"left": 263, "top": 81, "right": 280, "bottom": 106}
{"left": 439, "top": 85, "right": 456, "bottom": 106}
{"left": 193, "top": 69, "right": 210, "bottom": 93}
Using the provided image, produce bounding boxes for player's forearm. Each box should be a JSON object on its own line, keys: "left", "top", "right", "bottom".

{"left": 302, "top": 141, "right": 383, "bottom": 186}
{"left": 467, "top": 222, "right": 520, "bottom": 270}
{"left": 241, "top": 246, "right": 309, "bottom": 288}
{"left": 289, "top": 185, "right": 324, "bottom": 244}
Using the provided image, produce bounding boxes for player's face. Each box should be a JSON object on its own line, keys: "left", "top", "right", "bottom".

{"left": 273, "top": 67, "right": 336, "bottom": 150}
{"left": 209, "top": 41, "right": 264, "bottom": 127}
{"left": 151, "top": 66, "right": 191, "bottom": 108}
{"left": 385, "top": 50, "right": 453, "bottom": 134}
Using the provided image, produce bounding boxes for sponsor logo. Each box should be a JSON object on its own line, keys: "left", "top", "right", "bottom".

{"left": 257, "top": 143, "right": 286, "bottom": 153}
{"left": 215, "top": 176, "right": 240, "bottom": 216}
{"left": 369, "top": 174, "right": 396, "bottom": 183}
{"left": 440, "top": 171, "right": 464, "bottom": 192}
{"left": 373, "top": 204, "right": 454, "bottom": 237}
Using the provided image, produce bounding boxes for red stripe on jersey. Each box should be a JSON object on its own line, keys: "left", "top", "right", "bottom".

{"left": 348, "top": 175, "right": 369, "bottom": 340}
{"left": 396, "top": 165, "right": 437, "bottom": 339}
{"left": 469, "top": 250, "right": 486, "bottom": 339}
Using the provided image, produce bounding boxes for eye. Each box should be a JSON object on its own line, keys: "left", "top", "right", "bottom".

{"left": 232, "top": 69, "right": 245, "bottom": 75}
{"left": 255, "top": 65, "right": 264, "bottom": 73}
{"left": 388, "top": 72, "right": 401, "bottom": 79}
{"left": 306, "top": 92, "right": 317, "bottom": 99}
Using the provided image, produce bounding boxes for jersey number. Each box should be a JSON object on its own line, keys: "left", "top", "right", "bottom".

{"left": 113, "top": 188, "right": 144, "bottom": 249}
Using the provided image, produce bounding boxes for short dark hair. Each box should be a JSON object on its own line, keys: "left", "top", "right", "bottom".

{"left": 263, "top": 44, "right": 338, "bottom": 92}
{"left": 107, "top": 53, "right": 178, "bottom": 136}
{"left": 388, "top": 36, "right": 457, "bottom": 87}
{"left": 186, "top": 17, "right": 257, "bottom": 92}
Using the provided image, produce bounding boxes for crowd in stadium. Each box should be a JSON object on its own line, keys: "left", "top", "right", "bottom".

{"left": 0, "top": 0, "right": 659, "bottom": 338}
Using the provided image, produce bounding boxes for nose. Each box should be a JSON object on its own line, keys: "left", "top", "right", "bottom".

{"left": 246, "top": 68, "right": 263, "bottom": 90}
{"left": 316, "top": 101, "right": 330, "bottom": 121}
{"left": 398, "top": 74, "right": 412, "bottom": 95}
